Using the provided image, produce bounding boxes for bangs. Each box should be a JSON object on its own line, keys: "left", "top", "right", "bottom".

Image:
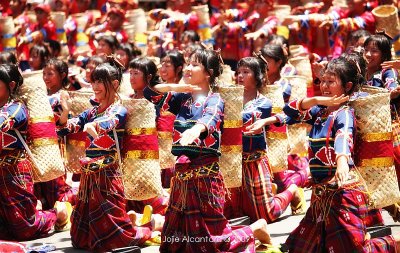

{"left": 91, "top": 64, "right": 112, "bottom": 83}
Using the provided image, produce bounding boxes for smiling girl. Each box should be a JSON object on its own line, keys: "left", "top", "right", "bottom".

{"left": 224, "top": 56, "right": 303, "bottom": 223}
{"left": 144, "top": 48, "right": 272, "bottom": 252}
{"left": 247, "top": 56, "right": 400, "bottom": 252}
{"left": 58, "top": 57, "right": 159, "bottom": 252}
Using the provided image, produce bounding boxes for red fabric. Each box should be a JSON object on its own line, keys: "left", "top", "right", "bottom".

{"left": 31, "top": 20, "right": 57, "bottom": 41}
{"left": 356, "top": 140, "right": 393, "bottom": 162}
{"left": 221, "top": 128, "right": 242, "bottom": 145}
{"left": 0, "top": 153, "right": 57, "bottom": 241}
{"left": 71, "top": 163, "right": 151, "bottom": 252}
{"left": 123, "top": 135, "right": 159, "bottom": 151}
{"left": 28, "top": 122, "right": 57, "bottom": 139}
{"left": 225, "top": 155, "right": 294, "bottom": 223}
{"left": 269, "top": 124, "right": 287, "bottom": 133}
{"left": 161, "top": 155, "right": 255, "bottom": 252}
{"left": 0, "top": 241, "right": 26, "bottom": 253}
{"left": 156, "top": 114, "right": 175, "bottom": 132}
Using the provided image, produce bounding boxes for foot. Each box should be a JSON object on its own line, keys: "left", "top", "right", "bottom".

{"left": 250, "top": 219, "right": 271, "bottom": 245}
{"left": 291, "top": 187, "right": 306, "bottom": 215}
{"left": 55, "top": 201, "right": 68, "bottom": 224}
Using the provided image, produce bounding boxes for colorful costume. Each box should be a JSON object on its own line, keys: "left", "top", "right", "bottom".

{"left": 144, "top": 86, "right": 255, "bottom": 253}
{"left": 57, "top": 102, "right": 151, "bottom": 252}
{"left": 282, "top": 100, "right": 396, "bottom": 252}
{"left": 34, "top": 93, "right": 77, "bottom": 209}
{"left": 224, "top": 93, "right": 301, "bottom": 223}
{"left": 0, "top": 100, "right": 56, "bottom": 240}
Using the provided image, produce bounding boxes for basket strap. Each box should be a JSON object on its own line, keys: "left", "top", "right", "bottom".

{"left": 112, "top": 128, "right": 122, "bottom": 167}
{"left": 14, "top": 129, "right": 40, "bottom": 170}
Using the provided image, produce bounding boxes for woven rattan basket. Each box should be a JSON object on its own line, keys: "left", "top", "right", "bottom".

{"left": 284, "top": 76, "right": 309, "bottom": 155}
{"left": 63, "top": 91, "right": 93, "bottom": 173}
{"left": 157, "top": 110, "right": 176, "bottom": 170}
{"left": 119, "top": 73, "right": 134, "bottom": 97}
{"left": 372, "top": 5, "right": 400, "bottom": 39}
{"left": 218, "top": 85, "right": 243, "bottom": 188}
{"left": 219, "top": 65, "right": 234, "bottom": 85}
{"left": 18, "top": 71, "right": 65, "bottom": 182}
{"left": 0, "top": 16, "right": 16, "bottom": 50}
{"left": 261, "top": 84, "right": 288, "bottom": 172}
{"left": 350, "top": 87, "right": 400, "bottom": 209}
{"left": 121, "top": 98, "right": 163, "bottom": 200}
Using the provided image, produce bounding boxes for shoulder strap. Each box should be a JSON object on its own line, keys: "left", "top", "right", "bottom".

{"left": 14, "top": 129, "right": 40, "bottom": 170}
{"left": 112, "top": 128, "right": 122, "bottom": 167}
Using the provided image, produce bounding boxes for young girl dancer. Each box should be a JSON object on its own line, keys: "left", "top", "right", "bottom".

{"left": 144, "top": 48, "right": 271, "bottom": 252}
{"left": 58, "top": 57, "right": 160, "bottom": 252}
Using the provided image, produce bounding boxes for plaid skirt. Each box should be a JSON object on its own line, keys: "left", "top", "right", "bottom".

{"left": 71, "top": 156, "right": 151, "bottom": 252}
{"left": 0, "top": 150, "right": 57, "bottom": 240}
{"left": 285, "top": 181, "right": 396, "bottom": 253}
{"left": 273, "top": 154, "right": 309, "bottom": 192}
{"left": 160, "top": 155, "right": 255, "bottom": 253}
{"left": 225, "top": 151, "right": 293, "bottom": 223}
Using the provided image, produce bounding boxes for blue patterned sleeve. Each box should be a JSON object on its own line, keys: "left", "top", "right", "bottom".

{"left": 93, "top": 105, "right": 127, "bottom": 135}
{"left": 333, "top": 108, "right": 355, "bottom": 164}
{"left": 197, "top": 93, "right": 224, "bottom": 136}
{"left": 0, "top": 101, "right": 28, "bottom": 132}
{"left": 143, "top": 86, "right": 191, "bottom": 115}
{"left": 282, "top": 99, "right": 320, "bottom": 125}
{"left": 382, "top": 68, "right": 399, "bottom": 91}
{"left": 57, "top": 109, "right": 90, "bottom": 137}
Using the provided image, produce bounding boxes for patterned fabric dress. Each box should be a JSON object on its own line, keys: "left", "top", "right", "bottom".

{"left": 57, "top": 102, "right": 151, "bottom": 252}
{"left": 34, "top": 92, "right": 77, "bottom": 210}
{"left": 224, "top": 93, "right": 296, "bottom": 223}
{"left": 0, "top": 100, "right": 57, "bottom": 240}
{"left": 282, "top": 100, "right": 396, "bottom": 253}
{"left": 144, "top": 86, "right": 255, "bottom": 253}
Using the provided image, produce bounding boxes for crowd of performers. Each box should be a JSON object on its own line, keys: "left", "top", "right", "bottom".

{"left": 2, "top": 0, "right": 400, "bottom": 252}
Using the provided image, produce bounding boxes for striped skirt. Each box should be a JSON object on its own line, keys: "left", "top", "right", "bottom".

{"left": 160, "top": 155, "right": 255, "bottom": 253}
{"left": 285, "top": 182, "right": 396, "bottom": 253}
{"left": 71, "top": 156, "right": 151, "bottom": 252}
{"left": 225, "top": 151, "right": 294, "bottom": 223}
{"left": 0, "top": 150, "right": 57, "bottom": 240}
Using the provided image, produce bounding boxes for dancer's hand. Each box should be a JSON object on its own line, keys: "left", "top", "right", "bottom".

{"left": 83, "top": 122, "right": 98, "bottom": 139}
{"left": 335, "top": 155, "right": 349, "bottom": 187}
{"left": 315, "top": 95, "right": 349, "bottom": 107}
{"left": 179, "top": 124, "right": 205, "bottom": 146}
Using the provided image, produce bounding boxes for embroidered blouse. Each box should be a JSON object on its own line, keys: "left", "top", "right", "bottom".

{"left": 242, "top": 93, "right": 272, "bottom": 153}
{"left": 0, "top": 100, "right": 29, "bottom": 152}
{"left": 282, "top": 100, "right": 355, "bottom": 184}
{"left": 57, "top": 103, "right": 127, "bottom": 158}
{"left": 144, "top": 86, "right": 224, "bottom": 159}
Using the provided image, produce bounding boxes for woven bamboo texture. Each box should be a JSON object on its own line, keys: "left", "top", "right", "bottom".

{"left": 284, "top": 76, "right": 309, "bottom": 155}
{"left": 289, "top": 45, "right": 307, "bottom": 58}
{"left": 158, "top": 131, "right": 175, "bottom": 169}
{"left": 68, "top": 90, "right": 93, "bottom": 116}
{"left": 288, "top": 56, "right": 313, "bottom": 85}
{"left": 121, "top": 98, "right": 163, "bottom": 200}
{"left": 218, "top": 85, "right": 243, "bottom": 188}
{"left": 219, "top": 65, "right": 234, "bottom": 85}
{"left": 18, "top": 71, "right": 65, "bottom": 182}
{"left": 372, "top": 5, "right": 400, "bottom": 38}
{"left": 350, "top": 89, "right": 400, "bottom": 208}
{"left": 262, "top": 84, "right": 288, "bottom": 172}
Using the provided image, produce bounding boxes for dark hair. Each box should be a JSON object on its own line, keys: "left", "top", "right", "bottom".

{"left": 363, "top": 34, "right": 392, "bottom": 62}
{"left": 266, "top": 34, "right": 289, "bottom": 47}
{"left": 116, "top": 42, "right": 141, "bottom": 69}
{"left": 47, "top": 39, "right": 61, "bottom": 57}
{"left": 323, "top": 56, "right": 360, "bottom": 95}
{"left": 30, "top": 44, "right": 50, "bottom": 69}
{"left": 91, "top": 58, "right": 123, "bottom": 96}
{"left": 44, "top": 58, "right": 69, "bottom": 88}
{"left": 260, "top": 44, "right": 287, "bottom": 70}
{"left": 189, "top": 48, "right": 223, "bottom": 90}
{"left": 180, "top": 30, "right": 200, "bottom": 43}
{"left": 129, "top": 57, "right": 162, "bottom": 87}
{"left": 0, "top": 64, "right": 23, "bottom": 97}
{"left": 88, "top": 55, "right": 106, "bottom": 66}
{"left": 348, "top": 29, "right": 371, "bottom": 44}
{"left": 0, "top": 51, "right": 17, "bottom": 64}
{"left": 162, "top": 50, "right": 185, "bottom": 80}
{"left": 97, "top": 34, "right": 120, "bottom": 52}
{"left": 237, "top": 57, "right": 267, "bottom": 88}
{"left": 342, "top": 52, "right": 367, "bottom": 86}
